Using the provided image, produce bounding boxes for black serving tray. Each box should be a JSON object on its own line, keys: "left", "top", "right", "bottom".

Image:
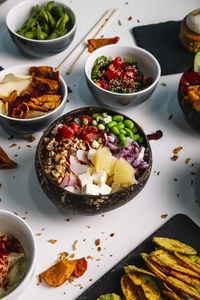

{"left": 76, "top": 214, "right": 200, "bottom": 300}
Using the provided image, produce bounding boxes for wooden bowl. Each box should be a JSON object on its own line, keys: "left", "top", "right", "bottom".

{"left": 35, "top": 107, "right": 152, "bottom": 215}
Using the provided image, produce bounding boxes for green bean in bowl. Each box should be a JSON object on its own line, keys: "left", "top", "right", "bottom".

{"left": 17, "top": 1, "right": 72, "bottom": 40}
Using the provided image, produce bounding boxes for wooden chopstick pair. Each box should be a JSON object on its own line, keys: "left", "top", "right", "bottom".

{"left": 55, "top": 8, "right": 120, "bottom": 74}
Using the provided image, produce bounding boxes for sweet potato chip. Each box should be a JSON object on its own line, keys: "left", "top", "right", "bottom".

{"left": 87, "top": 36, "right": 120, "bottom": 52}
{"left": 33, "top": 77, "right": 60, "bottom": 93}
{"left": 30, "top": 66, "right": 59, "bottom": 81}
{"left": 40, "top": 260, "right": 75, "bottom": 287}
{"left": 0, "top": 146, "right": 17, "bottom": 169}
{"left": 71, "top": 257, "right": 88, "bottom": 278}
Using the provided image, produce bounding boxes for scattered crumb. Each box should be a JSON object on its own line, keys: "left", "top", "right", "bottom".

{"left": 48, "top": 239, "right": 57, "bottom": 244}
{"left": 97, "top": 247, "right": 101, "bottom": 252}
{"left": 161, "top": 214, "right": 168, "bottom": 219}
{"left": 0, "top": 183, "right": 2, "bottom": 188}
{"left": 14, "top": 154, "right": 18, "bottom": 157}
{"left": 118, "top": 19, "right": 122, "bottom": 26}
{"left": 125, "top": 1, "right": 128, "bottom": 4}
{"left": 18, "top": 146, "right": 20, "bottom": 150}
{"left": 95, "top": 238, "right": 100, "bottom": 246}
{"left": 110, "top": 254, "right": 113, "bottom": 257}
{"left": 67, "top": 86, "right": 72, "bottom": 94}
{"left": 89, "top": 278, "right": 93, "bottom": 282}
{"left": 101, "top": 232, "right": 105, "bottom": 234}
{"left": 42, "top": 228, "right": 45, "bottom": 231}
{"left": 66, "top": 218, "right": 70, "bottom": 222}
{"left": 191, "top": 180, "right": 194, "bottom": 186}
{"left": 22, "top": 217, "right": 26, "bottom": 220}
{"left": 96, "top": 258, "right": 100, "bottom": 261}
{"left": 191, "top": 163, "right": 194, "bottom": 167}
{"left": 110, "top": 233, "right": 115, "bottom": 237}
{"left": 161, "top": 83, "right": 167, "bottom": 87}
{"left": 168, "top": 114, "right": 173, "bottom": 120}
{"left": 26, "top": 134, "right": 36, "bottom": 142}
{"left": 14, "top": 212, "right": 18, "bottom": 215}
{"left": 111, "top": 269, "right": 115, "bottom": 272}
{"left": 101, "top": 214, "right": 105, "bottom": 217}
{"left": 26, "top": 145, "right": 31, "bottom": 148}
{"left": 87, "top": 256, "right": 94, "bottom": 260}
{"left": 0, "top": 199, "right": 1, "bottom": 203}
{"left": 128, "top": 16, "right": 132, "bottom": 21}
{"left": 73, "top": 240, "right": 78, "bottom": 250}
{"left": 36, "top": 233, "right": 41, "bottom": 236}
{"left": 66, "top": 99, "right": 70, "bottom": 103}
{"left": 185, "top": 158, "right": 191, "bottom": 164}
{"left": 173, "top": 146, "right": 183, "bottom": 154}
{"left": 9, "top": 143, "right": 17, "bottom": 148}
{"left": 157, "top": 171, "right": 160, "bottom": 176}
{"left": 83, "top": 239, "right": 86, "bottom": 242}
{"left": 87, "top": 225, "right": 91, "bottom": 228}
{"left": 173, "top": 178, "right": 178, "bottom": 181}
{"left": 137, "top": 19, "right": 140, "bottom": 23}
{"left": 191, "top": 172, "right": 196, "bottom": 175}
{"left": 68, "top": 277, "right": 74, "bottom": 283}
{"left": 171, "top": 155, "right": 178, "bottom": 161}
{"left": 13, "top": 176, "right": 15, "bottom": 179}
{"left": 177, "top": 193, "right": 180, "bottom": 197}
{"left": 100, "top": 35, "right": 104, "bottom": 38}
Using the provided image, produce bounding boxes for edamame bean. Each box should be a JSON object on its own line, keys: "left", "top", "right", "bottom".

{"left": 133, "top": 134, "right": 140, "bottom": 141}
{"left": 120, "top": 129, "right": 127, "bottom": 136}
{"left": 132, "top": 127, "right": 138, "bottom": 134}
{"left": 112, "top": 115, "right": 124, "bottom": 122}
{"left": 96, "top": 115, "right": 104, "bottom": 123}
{"left": 92, "top": 113, "right": 100, "bottom": 119}
{"left": 120, "top": 139, "right": 127, "bottom": 147}
{"left": 92, "top": 120, "right": 97, "bottom": 126}
{"left": 125, "top": 128, "right": 134, "bottom": 139}
{"left": 107, "top": 121, "right": 117, "bottom": 128}
{"left": 139, "top": 136, "right": 144, "bottom": 144}
{"left": 119, "top": 134, "right": 126, "bottom": 141}
{"left": 102, "top": 112, "right": 108, "bottom": 117}
{"left": 111, "top": 126, "right": 120, "bottom": 135}
{"left": 82, "top": 118, "right": 88, "bottom": 125}
{"left": 116, "top": 122, "right": 125, "bottom": 130}
{"left": 98, "top": 137, "right": 102, "bottom": 144}
{"left": 98, "top": 124, "right": 105, "bottom": 130}
{"left": 124, "top": 119, "right": 134, "bottom": 129}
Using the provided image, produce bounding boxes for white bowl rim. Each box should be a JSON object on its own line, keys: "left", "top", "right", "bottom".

{"left": 0, "top": 209, "right": 37, "bottom": 300}
{"left": 6, "top": 0, "right": 77, "bottom": 43}
{"left": 85, "top": 44, "right": 161, "bottom": 96}
{"left": 0, "top": 64, "right": 67, "bottom": 122}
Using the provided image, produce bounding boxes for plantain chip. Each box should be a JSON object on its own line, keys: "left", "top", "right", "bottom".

{"left": 151, "top": 249, "right": 200, "bottom": 278}
{"left": 174, "top": 253, "right": 200, "bottom": 275}
{"left": 165, "top": 276, "right": 200, "bottom": 299}
{"left": 40, "top": 259, "right": 75, "bottom": 287}
{"left": 120, "top": 274, "right": 139, "bottom": 300}
{"left": 162, "top": 289, "right": 183, "bottom": 300}
{"left": 124, "top": 265, "right": 157, "bottom": 278}
{"left": 141, "top": 253, "right": 167, "bottom": 281}
{"left": 152, "top": 238, "right": 197, "bottom": 255}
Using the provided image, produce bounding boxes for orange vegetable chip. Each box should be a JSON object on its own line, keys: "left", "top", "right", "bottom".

{"left": 87, "top": 36, "right": 120, "bottom": 52}
{"left": 72, "top": 257, "right": 88, "bottom": 278}
{"left": 0, "top": 146, "right": 17, "bottom": 169}
{"left": 30, "top": 94, "right": 61, "bottom": 110}
{"left": 30, "top": 66, "right": 60, "bottom": 81}
{"left": 33, "top": 77, "right": 60, "bottom": 93}
{"left": 40, "top": 260, "right": 75, "bottom": 287}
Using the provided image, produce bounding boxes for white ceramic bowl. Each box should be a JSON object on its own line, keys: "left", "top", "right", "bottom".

{"left": 6, "top": 0, "right": 76, "bottom": 57}
{"left": 85, "top": 45, "right": 161, "bottom": 108}
{"left": 0, "top": 209, "right": 37, "bottom": 300}
{"left": 0, "top": 64, "right": 67, "bottom": 134}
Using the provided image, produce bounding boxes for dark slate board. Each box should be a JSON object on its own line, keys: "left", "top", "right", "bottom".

{"left": 76, "top": 214, "right": 200, "bottom": 300}
{"left": 132, "top": 21, "right": 194, "bottom": 76}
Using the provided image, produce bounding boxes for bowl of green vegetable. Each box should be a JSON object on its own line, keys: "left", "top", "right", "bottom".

{"left": 6, "top": 0, "right": 76, "bottom": 57}
{"left": 85, "top": 45, "right": 161, "bottom": 108}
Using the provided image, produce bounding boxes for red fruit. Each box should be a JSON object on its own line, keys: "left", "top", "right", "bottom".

{"left": 112, "top": 56, "right": 126, "bottom": 69}
{"left": 55, "top": 125, "right": 74, "bottom": 141}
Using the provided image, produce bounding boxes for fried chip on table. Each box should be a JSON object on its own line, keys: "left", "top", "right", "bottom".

{"left": 165, "top": 276, "right": 200, "bottom": 299}
{"left": 121, "top": 274, "right": 139, "bottom": 299}
{"left": 150, "top": 249, "right": 200, "bottom": 278}
{"left": 174, "top": 252, "right": 200, "bottom": 275}
{"left": 40, "top": 260, "right": 75, "bottom": 287}
{"left": 72, "top": 257, "right": 87, "bottom": 278}
{"left": 0, "top": 146, "right": 17, "bottom": 169}
{"left": 87, "top": 36, "right": 120, "bottom": 52}
{"left": 152, "top": 237, "right": 197, "bottom": 255}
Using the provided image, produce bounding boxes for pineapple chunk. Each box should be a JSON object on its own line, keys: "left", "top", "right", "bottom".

{"left": 93, "top": 147, "right": 117, "bottom": 174}
{"left": 113, "top": 157, "right": 137, "bottom": 186}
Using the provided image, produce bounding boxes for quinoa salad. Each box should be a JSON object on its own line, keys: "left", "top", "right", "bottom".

{"left": 91, "top": 56, "right": 153, "bottom": 94}
{"left": 42, "top": 111, "right": 150, "bottom": 196}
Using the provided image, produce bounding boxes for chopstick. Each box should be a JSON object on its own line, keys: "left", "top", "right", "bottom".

{"left": 55, "top": 9, "right": 113, "bottom": 72}
{"left": 66, "top": 8, "right": 119, "bottom": 75}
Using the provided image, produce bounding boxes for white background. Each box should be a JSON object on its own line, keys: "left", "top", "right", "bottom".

{"left": 0, "top": 0, "right": 200, "bottom": 299}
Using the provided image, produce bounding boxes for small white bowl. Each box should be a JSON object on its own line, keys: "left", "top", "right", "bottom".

{"left": 0, "top": 64, "right": 67, "bottom": 134}
{"left": 0, "top": 209, "right": 37, "bottom": 300}
{"left": 85, "top": 45, "right": 161, "bottom": 108}
{"left": 6, "top": 0, "right": 76, "bottom": 57}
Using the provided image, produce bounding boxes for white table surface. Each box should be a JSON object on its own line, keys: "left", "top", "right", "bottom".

{"left": 1, "top": 0, "right": 200, "bottom": 299}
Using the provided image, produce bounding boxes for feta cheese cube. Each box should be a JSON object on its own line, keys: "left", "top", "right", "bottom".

{"left": 78, "top": 171, "right": 93, "bottom": 188}
{"left": 82, "top": 182, "right": 99, "bottom": 195}
{"left": 99, "top": 183, "right": 112, "bottom": 195}
{"left": 87, "top": 149, "right": 96, "bottom": 163}
{"left": 92, "top": 171, "right": 107, "bottom": 185}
